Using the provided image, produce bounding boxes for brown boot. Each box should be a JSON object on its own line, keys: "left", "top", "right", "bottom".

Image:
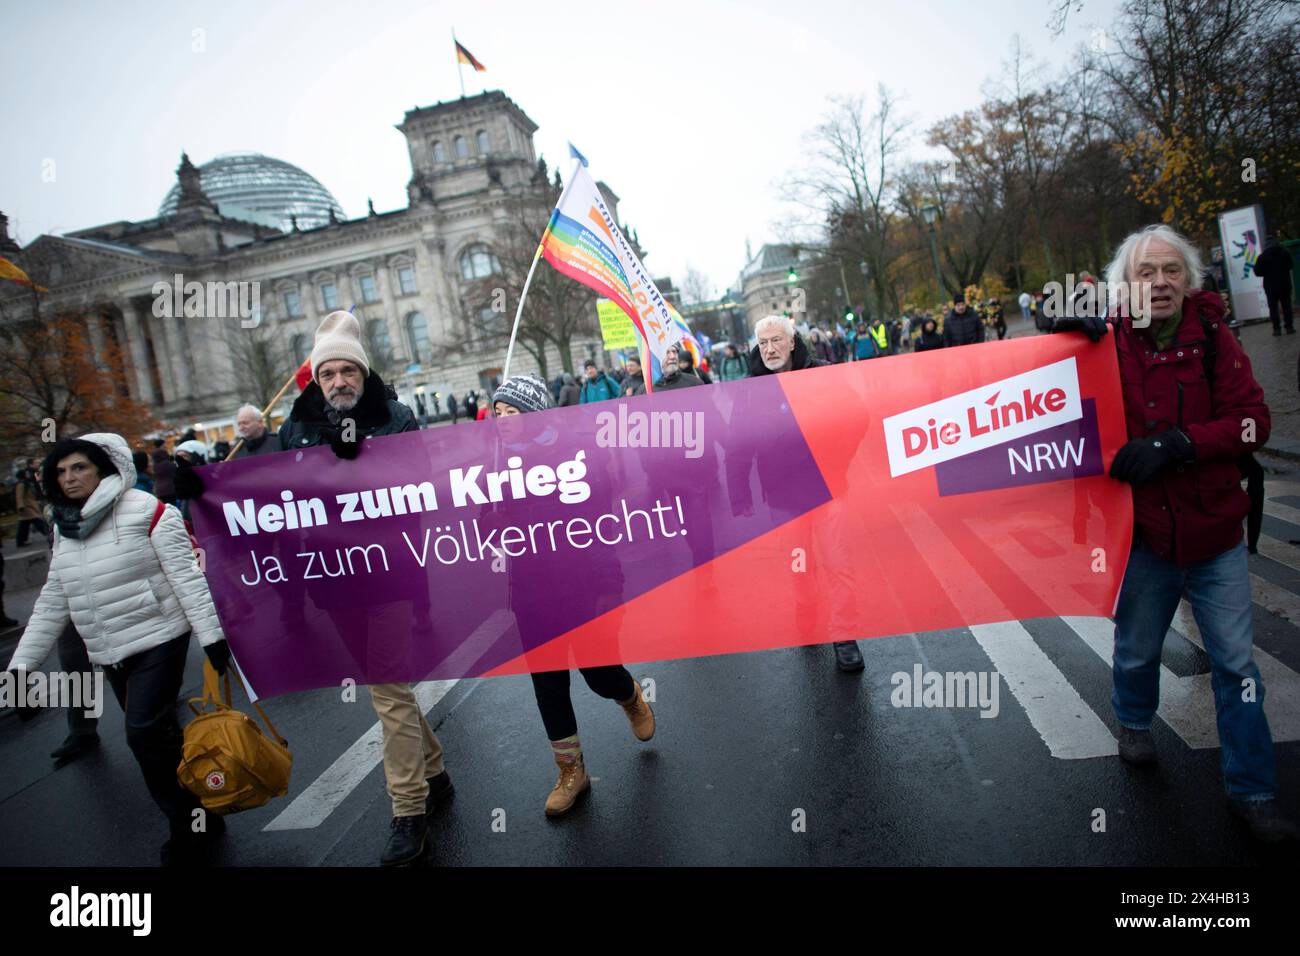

{"left": 619, "top": 680, "right": 655, "bottom": 741}
{"left": 544, "top": 756, "right": 590, "bottom": 817}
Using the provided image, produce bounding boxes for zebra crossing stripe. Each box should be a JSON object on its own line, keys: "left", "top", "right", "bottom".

{"left": 969, "top": 621, "right": 1118, "bottom": 759}
{"left": 1061, "top": 615, "right": 1219, "bottom": 749}
{"left": 1172, "top": 600, "right": 1300, "bottom": 743}
{"left": 262, "top": 679, "right": 459, "bottom": 831}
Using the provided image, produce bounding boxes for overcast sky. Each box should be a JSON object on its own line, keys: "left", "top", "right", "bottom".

{"left": 1, "top": 0, "right": 1119, "bottom": 296}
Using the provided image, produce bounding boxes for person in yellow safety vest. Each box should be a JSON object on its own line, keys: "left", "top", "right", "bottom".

{"left": 865, "top": 317, "right": 892, "bottom": 358}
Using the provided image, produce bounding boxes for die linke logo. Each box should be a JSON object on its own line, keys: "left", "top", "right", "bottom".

{"left": 883, "top": 358, "right": 1083, "bottom": 477}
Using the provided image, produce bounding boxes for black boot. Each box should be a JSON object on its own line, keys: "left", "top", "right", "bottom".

{"left": 833, "top": 641, "right": 865, "bottom": 672}
{"left": 50, "top": 733, "right": 100, "bottom": 761}
{"left": 380, "top": 814, "right": 428, "bottom": 866}
{"left": 424, "top": 771, "right": 454, "bottom": 815}
{"left": 1229, "top": 798, "right": 1299, "bottom": 843}
{"left": 1118, "top": 727, "right": 1157, "bottom": 764}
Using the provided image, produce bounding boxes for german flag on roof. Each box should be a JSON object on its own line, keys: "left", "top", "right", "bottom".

{"left": 455, "top": 40, "right": 485, "bottom": 72}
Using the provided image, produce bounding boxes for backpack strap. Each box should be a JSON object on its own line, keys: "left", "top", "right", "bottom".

{"left": 1196, "top": 304, "right": 1218, "bottom": 387}
{"left": 196, "top": 658, "right": 287, "bottom": 746}
{"left": 1194, "top": 306, "right": 1264, "bottom": 553}
{"left": 148, "top": 499, "right": 166, "bottom": 535}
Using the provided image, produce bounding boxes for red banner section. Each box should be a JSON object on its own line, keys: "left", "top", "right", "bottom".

{"left": 492, "top": 333, "right": 1133, "bottom": 677}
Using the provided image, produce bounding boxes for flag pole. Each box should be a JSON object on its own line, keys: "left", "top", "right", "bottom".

{"left": 453, "top": 28, "right": 465, "bottom": 97}
{"left": 502, "top": 157, "right": 584, "bottom": 381}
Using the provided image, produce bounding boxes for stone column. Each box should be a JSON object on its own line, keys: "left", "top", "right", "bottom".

{"left": 85, "top": 310, "right": 108, "bottom": 370}
{"left": 120, "top": 302, "right": 158, "bottom": 404}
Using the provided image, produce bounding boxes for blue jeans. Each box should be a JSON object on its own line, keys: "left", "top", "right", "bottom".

{"left": 1112, "top": 536, "right": 1276, "bottom": 800}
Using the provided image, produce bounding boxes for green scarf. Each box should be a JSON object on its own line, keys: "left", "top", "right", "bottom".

{"left": 1152, "top": 311, "right": 1182, "bottom": 351}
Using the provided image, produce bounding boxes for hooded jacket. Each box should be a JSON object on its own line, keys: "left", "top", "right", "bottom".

{"left": 8, "top": 433, "right": 224, "bottom": 671}
{"left": 558, "top": 375, "right": 582, "bottom": 406}
{"left": 278, "top": 370, "right": 417, "bottom": 449}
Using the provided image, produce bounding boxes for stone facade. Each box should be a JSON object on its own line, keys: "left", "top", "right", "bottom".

{"left": 0, "top": 90, "right": 610, "bottom": 440}
{"left": 740, "top": 243, "right": 805, "bottom": 331}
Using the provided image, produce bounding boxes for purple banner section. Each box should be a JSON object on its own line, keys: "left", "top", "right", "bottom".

{"left": 934, "top": 399, "right": 1103, "bottom": 497}
{"left": 189, "top": 378, "right": 831, "bottom": 698}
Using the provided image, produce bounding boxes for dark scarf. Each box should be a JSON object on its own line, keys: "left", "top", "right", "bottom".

{"left": 290, "top": 370, "right": 396, "bottom": 429}
{"left": 51, "top": 500, "right": 109, "bottom": 541}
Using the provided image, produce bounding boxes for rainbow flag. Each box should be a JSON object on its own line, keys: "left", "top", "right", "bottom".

{"left": 0, "top": 257, "right": 46, "bottom": 292}
{"left": 455, "top": 40, "right": 485, "bottom": 71}
{"left": 536, "top": 163, "right": 676, "bottom": 372}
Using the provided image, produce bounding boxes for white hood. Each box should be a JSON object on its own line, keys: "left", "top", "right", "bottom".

{"left": 75, "top": 432, "right": 136, "bottom": 519}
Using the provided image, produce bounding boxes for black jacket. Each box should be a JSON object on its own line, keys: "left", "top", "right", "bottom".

{"left": 746, "top": 334, "right": 825, "bottom": 376}
{"left": 278, "top": 371, "right": 417, "bottom": 450}
{"left": 1255, "top": 245, "right": 1294, "bottom": 293}
{"left": 942, "top": 308, "right": 985, "bottom": 347}
{"left": 232, "top": 430, "right": 282, "bottom": 459}
{"left": 915, "top": 329, "right": 944, "bottom": 352}
{"left": 624, "top": 372, "right": 646, "bottom": 397}
{"left": 653, "top": 370, "right": 705, "bottom": 391}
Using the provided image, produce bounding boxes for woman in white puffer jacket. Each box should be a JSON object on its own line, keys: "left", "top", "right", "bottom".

{"left": 6, "top": 433, "right": 230, "bottom": 866}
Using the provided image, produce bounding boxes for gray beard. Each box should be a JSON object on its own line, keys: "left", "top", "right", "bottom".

{"left": 327, "top": 387, "right": 361, "bottom": 411}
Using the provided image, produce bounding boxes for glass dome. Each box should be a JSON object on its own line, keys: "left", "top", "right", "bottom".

{"left": 158, "top": 152, "right": 345, "bottom": 232}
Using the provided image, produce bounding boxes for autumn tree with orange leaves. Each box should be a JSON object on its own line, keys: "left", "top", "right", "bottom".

{"left": 0, "top": 243, "right": 159, "bottom": 468}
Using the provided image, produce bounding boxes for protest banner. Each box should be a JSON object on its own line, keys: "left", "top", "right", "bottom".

{"left": 189, "top": 333, "right": 1132, "bottom": 698}
{"left": 596, "top": 298, "right": 638, "bottom": 351}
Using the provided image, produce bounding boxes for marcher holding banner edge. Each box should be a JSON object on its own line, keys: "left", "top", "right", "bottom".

{"left": 179, "top": 310, "right": 456, "bottom": 865}
{"left": 1054, "top": 223, "right": 1295, "bottom": 843}
{"left": 491, "top": 375, "right": 656, "bottom": 817}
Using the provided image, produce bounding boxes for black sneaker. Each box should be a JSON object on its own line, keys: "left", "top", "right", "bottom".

{"left": 833, "top": 641, "right": 865, "bottom": 673}
{"left": 50, "top": 733, "right": 100, "bottom": 761}
{"left": 380, "top": 814, "right": 427, "bottom": 866}
{"left": 424, "top": 771, "right": 454, "bottom": 815}
{"left": 1228, "top": 798, "right": 1299, "bottom": 843}
{"left": 1118, "top": 726, "right": 1157, "bottom": 764}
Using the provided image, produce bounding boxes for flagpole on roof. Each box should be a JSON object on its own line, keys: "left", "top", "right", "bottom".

{"left": 502, "top": 156, "right": 585, "bottom": 381}
{"left": 453, "top": 28, "right": 465, "bottom": 97}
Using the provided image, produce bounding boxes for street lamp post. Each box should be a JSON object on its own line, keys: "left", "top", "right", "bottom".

{"left": 921, "top": 204, "right": 945, "bottom": 300}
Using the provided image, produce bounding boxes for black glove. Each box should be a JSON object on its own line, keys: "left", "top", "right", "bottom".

{"left": 173, "top": 458, "right": 205, "bottom": 499}
{"left": 1051, "top": 315, "right": 1109, "bottom": 342}
{"left": 7, "top": 670, "right": 40, "bottom": 722}
{"left": 204, "top": 639, "right": 230, "bottom": 676}
{"left": 1110, "top": 429, "right": 1194, "bottom": 485}
{"left": 323, "top": 420, "right": 361, "bottom": 460}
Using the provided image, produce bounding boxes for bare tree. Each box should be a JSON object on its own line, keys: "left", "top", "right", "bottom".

{"left": 680, "top": 265, "right": 714, "bottom": 306}
{"left": 455, "top": 164, "right": 600, "bottom": 379}
{"left": 786, "top": 86, "right": 912, "bottom": 319}
{"left": 218, "top": 320, "right": 293, "bottom": 411}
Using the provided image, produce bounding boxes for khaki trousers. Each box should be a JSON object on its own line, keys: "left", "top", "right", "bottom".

{"left": 367, "top": 682, "right": 446, "bottom": 817}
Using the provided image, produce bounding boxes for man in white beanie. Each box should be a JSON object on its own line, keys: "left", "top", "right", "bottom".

{"left": 172, "top": 310, "right": 451, "bottom": 864}
{"left": 277, "top": 311, "right": 452, "bottom": 865}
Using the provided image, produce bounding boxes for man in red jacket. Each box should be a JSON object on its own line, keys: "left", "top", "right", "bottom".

{"left": 1055, "top": 225, "right": 1294, "bottom": 842}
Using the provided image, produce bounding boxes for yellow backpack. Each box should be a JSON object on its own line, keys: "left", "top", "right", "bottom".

{"left": 177, "top": 660, "right": 292, "bottom": 814}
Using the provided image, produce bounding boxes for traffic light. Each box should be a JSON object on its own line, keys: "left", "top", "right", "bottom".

{"left": 843, "top": 308, "right": 855, "bottom": 323}
{"left": 787, "top": 267, "right": 798, "bottom": 284}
